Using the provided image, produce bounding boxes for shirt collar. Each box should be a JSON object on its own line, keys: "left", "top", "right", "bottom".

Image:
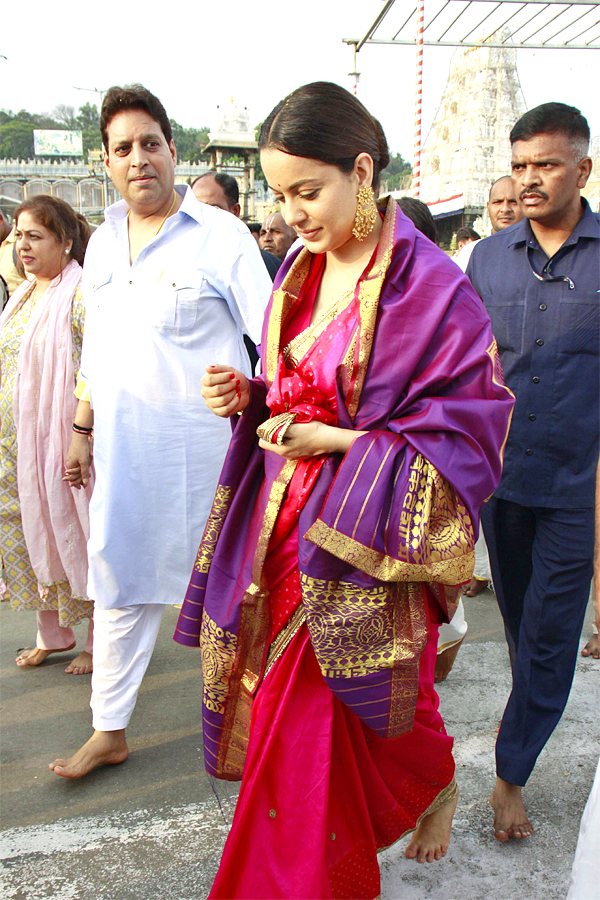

{"left": 104, "top": 185, "right": 203, "bottom": 226}
{"left": 507, "top": 197, "right": 600, "bottom": 249}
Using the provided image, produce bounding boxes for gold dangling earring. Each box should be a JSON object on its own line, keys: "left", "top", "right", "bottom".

{"left": 352, "top": 186, "right": 378, "bottom": 241}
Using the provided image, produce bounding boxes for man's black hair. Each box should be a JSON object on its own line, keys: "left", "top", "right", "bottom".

{"left": 510, "top": 103, "right": 590, "bottom": 160}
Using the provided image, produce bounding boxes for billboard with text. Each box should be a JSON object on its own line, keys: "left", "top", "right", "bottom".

{"left": 33, "top": 130, "right": 83, "bottom": 157}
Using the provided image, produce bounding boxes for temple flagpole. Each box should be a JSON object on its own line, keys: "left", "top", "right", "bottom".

{"left": 412, "top": 0, "right": 425, "bottom": 197}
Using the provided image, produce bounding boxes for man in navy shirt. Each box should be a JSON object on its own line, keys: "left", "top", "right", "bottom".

{"left": 467, "top": 102, "right": 598, "bottom": 844}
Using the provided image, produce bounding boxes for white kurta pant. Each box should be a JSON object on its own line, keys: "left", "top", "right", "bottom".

{"left": 91, "top": 605, "right": 165, "bottom": 730}
{"left": 437, "top": 598, "right": 468, "bottom": 653}
{"left": 437, "top": 530, "right": 492, "bottom": 654}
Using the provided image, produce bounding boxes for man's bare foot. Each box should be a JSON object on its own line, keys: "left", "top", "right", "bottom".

{"left": 581, "top": 632, "right": 599, "bottom": 658}
{"left": 489, "top": 778, "right": 533, "bottom": 841}
{"left": 462, "top": 577, "right": 488, "bottom": 597}
{"left": 65, "top": 651, "right": 93, "bottom": 675}
{"left": 405, "top": 789, "right": 458, "bottom": 863}
{"left": 435, "top": 637, "right": 464, "bottom": 683}
{"left": 49, "top": 730, "right": 128, "bottom": 779}
{"left": 16, "top": 643, "right": 76, "bottom": 667}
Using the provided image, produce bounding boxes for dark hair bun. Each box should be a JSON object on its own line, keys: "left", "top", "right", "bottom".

{"left": 260, "top": 82, "right": 391, "bottom": 190}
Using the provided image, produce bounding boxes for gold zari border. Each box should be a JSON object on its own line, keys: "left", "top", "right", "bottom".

{"left": 263, "top": 605, "right": 306, "bottom": 679}
{"left": 194, "top": 485, "right": 234, "bottom": 574}
{"left": 306, "top": 518, "right": 475, "bottom": 585}
{"left": 378, "top": 777, "right": 459, "bottom": 850}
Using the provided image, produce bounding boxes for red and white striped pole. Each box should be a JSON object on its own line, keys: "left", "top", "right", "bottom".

{"left": 412, "top": 0, "right": 425, "bottom": 197}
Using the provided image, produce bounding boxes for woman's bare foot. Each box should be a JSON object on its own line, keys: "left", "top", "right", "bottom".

{"left": 435, "top": 637, "right": 465, "bottom": 683}
{"left": 462, "top": 577, "right": 488, "bottom": 597}
{"left": 405, "top": 789, "right": 458, "bottom": 862}
{"left": 490, "top": 777, "right": 533, "bottom": 841}
{"left": 65, "top": 650, "right": 93, "bottom": 675}
{"left": 581, "top": 632, "right": 599, "bottom": 658}
{"left": 49, "top": 730, "right": 128, "bottom": 779}
{"left": 16, "top": 643, "right": 76, "bottom": 667}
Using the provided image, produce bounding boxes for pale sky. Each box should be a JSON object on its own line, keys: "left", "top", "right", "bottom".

{"left": 1, "top": 1, "right": 598, "bottom": 162}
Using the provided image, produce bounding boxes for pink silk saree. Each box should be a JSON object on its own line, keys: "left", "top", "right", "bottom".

{"left": 175, "top": 198, "right": 515, "bottom": 898}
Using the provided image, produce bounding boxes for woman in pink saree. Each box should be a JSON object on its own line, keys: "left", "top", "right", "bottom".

{"left": 175, "top": 82, "right": 514, "bottom": 899}
{"left": 0, "top": 196, "right": 94, "bottom": 674}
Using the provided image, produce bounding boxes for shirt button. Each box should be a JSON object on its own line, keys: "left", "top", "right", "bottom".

{"left": 526, "top": 449, "right": 533, "bottom": 456}
{"left": 529, "top": 414, "right": 536, "bottom": 421}
{"left": 532, "top": 376, "right": 540, "bottom": 383}
{"left": 539, "top": 304, "right": 547, "bottom": 311}
{"left": 536, "top": 339, "right": 544, "bottom": 346}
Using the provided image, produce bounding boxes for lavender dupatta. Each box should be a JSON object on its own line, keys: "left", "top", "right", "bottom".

{"left": 175, "top": 199, "right": 515, "bottom": 779}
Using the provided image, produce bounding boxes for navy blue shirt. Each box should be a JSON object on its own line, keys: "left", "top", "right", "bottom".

{"left": 467, "top": 199, "right": 599, "bottom": 508}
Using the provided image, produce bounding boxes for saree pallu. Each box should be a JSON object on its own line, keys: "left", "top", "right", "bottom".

{"left": 175, "top": 198, "right": 515, "bottom": 898}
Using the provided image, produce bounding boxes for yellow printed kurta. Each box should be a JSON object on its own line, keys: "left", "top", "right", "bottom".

{"left": 0, "top": 285, "right": 93, "bottom": 626}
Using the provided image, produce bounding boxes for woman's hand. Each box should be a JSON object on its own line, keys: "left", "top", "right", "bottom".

{"left": 63, "top": 432, "right": 92, "bottom": 489}
{"left": 259, "top": 422, "right": 366, "bottom": 460}
{"left": 201, "top": 364, "right": 250, "bottom": 417}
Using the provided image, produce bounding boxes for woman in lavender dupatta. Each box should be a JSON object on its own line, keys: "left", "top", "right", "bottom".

{"left": 0, "top": 196, "right": 94, "bottom": 674}
{"left": 175, "top": 82, "right": 515, "bottom": 900}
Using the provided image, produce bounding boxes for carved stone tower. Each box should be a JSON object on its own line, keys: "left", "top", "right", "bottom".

{"left": 420, "top": 33, "right": 526, "bottom": 236}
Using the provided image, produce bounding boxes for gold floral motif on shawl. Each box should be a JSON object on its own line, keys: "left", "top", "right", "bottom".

{"left": 194, "top": 485, "right": 234, "bottom": 573}
{"left": 306, "top": 453, "right": 475, "bottom": 585}
{"left": 200, "top": 612, "right": 237, "bottom": 715}
{"left": 399, "top": 455, "right": 474, "bottom": 563}
{"left": 300, "top": 575, "right": 426, "bottom": 681}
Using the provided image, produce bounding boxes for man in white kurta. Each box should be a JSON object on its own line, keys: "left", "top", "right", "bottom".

{"left": 82, "top": 187, "right": 268, "bottom": 608}
{"left": 50, "top": 85, "right": 271, "bottom": 778}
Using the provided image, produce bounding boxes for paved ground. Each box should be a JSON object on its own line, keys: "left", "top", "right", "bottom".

{"left": 1, "top": 589, "right": 598, "bottom": 900}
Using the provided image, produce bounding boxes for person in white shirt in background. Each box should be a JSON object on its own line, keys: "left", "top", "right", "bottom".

{"left": 49, "top": 84, "right": 271, "bottom": 779}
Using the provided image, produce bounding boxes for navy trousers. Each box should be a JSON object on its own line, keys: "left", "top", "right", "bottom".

{"left": 481, "top": 498, "right": 594, "bottom": 786}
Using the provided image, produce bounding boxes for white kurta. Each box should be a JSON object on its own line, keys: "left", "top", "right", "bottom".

{"left": 80, "top": 187, "right": 271, "bottom": 609}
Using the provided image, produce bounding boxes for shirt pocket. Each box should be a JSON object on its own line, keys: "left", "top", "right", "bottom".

{"left": 486, "top": 303, "right": 525, "bottom": 354}
{"left": 150, "top": 274, "right": 204, "bottom": 333}
{"left": 558, "top": 292, "right": 599, "bottom": 355}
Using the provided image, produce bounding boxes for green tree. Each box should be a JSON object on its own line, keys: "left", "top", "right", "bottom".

{"left": 77, "top": 102, "right": 102, "bottom": 158}
{"left": 380, "top": 152, "right": 412, "bottom": 192}
{"left": 76, "top": 102, "right": 99, "bottom": 131}
{"left": 170, "top": 119, "right": 210, "bottom": 163}
{"left": 52, "top": 104, "right": 77, "bottom": 129}
{"left": 0, "top": 120, "right": 35, "bottom": 158}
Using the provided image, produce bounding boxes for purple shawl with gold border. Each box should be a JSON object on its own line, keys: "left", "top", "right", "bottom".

{"left": 175, "top": 198, "right": 514, "bottom": 780}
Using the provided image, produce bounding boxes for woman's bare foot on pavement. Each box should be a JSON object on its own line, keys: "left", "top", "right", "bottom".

{"left": 581, "top": 632, "right": 599, "bottom": 658}
{"left": 490, "top": 778, "right": 533, "bottom": 841}
{"left": 462, "top": 577, "right": 488, "bottom": 597}
{"left": 405, "top": 789, "right": 458, "bottom": 862}
{"left": 16, "top": 644, "right": 76, "bottom": 667}
{"left": 65, "top": 651, "right": 93, "bottom": 675}
{"left": 435, "top": 637, "right": 464, "bottom": 683}
{"left": 49, "top": 730, "right": 128, "bottom": 779}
